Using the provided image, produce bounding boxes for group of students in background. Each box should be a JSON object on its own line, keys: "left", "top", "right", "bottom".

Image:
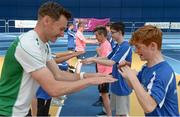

{"left": 67, "top": 21, "right": 179, "bottom": 116}
{"left": 82, "top": 22, "right": 179, "bottom": 116}
{"left": 81, "top": 22, "right": 132, "bottom": 116}
{"left": 0, "top": 1, "right": 179, "bottom": 116}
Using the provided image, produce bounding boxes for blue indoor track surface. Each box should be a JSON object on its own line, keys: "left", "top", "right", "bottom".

{"left": 60, "top": 63, "right": 103, "bottom": 116}
{"left": 0, "top": 32, "right": 179, "bottom": 116}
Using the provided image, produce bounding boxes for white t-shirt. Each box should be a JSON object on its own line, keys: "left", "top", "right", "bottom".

{"left": 0, "top": 30, "right": 52, "bottom": 116}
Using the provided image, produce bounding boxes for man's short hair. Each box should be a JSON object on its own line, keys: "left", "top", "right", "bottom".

{"left": 130, "top": 25, "right": 162, "bottom": 50}
{"left": 110, "top": 22, "right": 125, "bottom": 36}
{"left": 38, "top": 1, "right": 71, "bottom": 21}
{"left": 93, "top": 26, "right": 107, "bottom": 37}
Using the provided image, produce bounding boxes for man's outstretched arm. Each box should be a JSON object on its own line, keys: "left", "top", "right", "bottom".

{"left": 31, "top": 67, "right": 117, "bottom": 97}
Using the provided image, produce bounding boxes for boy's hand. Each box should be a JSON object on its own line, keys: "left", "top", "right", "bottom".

{"left": 118, "top": 65, "right": 137, "bottom": 81}
{"left": 118, "top": 60, "right": 131, "bottom": 71}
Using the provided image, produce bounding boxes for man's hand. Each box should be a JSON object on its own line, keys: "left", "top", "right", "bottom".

{"left": 84, "top": 73, "right": 112, "bottom": 79}
{"left": 87, "top": 76, "right": 117, "bottom": 85}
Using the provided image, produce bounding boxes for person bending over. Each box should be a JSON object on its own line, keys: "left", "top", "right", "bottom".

{"left": 0, "top": 2, "right": 116, "bottom": 116}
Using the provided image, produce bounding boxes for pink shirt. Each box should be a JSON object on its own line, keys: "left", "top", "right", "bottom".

{"left": 75, "top": 30, "right": 86, "bottom": 51}
{"left": 97, "top": 40, "right": 112, "bottom": 74}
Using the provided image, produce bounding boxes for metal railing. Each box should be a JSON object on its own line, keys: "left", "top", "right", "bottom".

{"left": 7, "top": 19, "right": 34, "bottom": 33}
{"left": 0, "top": 19, "right": 180, "bottom": 33}
{"left": 0, "top": 19, "right": 6, "bottom": 32}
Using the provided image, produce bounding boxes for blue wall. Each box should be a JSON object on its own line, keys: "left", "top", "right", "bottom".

{"left": 0, "top": 0, "right": 180, "bottom": 22}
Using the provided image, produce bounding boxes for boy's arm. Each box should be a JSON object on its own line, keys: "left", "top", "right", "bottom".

{"left": 84, "top": 39, "right": 98, "bottom": 44}
{"left": 119, "top": 66, "right": 157, "bottom": 113}
{"left": 93, "top": 57, "right": 115, "bottom": 66}
{"left": 55, "top": 51, "right": 73, "bottom": 57}
{"left": 54, "top": 51, "right": 85, "bottom": 63}
{"left": 81, "top": 57, "right": 115, "bottom": 66}
{"left": 129, "top": 76, "right": 157, "bottom": 113}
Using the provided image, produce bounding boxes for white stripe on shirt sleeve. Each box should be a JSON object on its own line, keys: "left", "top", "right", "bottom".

{"left": 118, "top": 47, "right": 131, "bottom": 63}
{"left": 159, "top": 73, "right": 174, "bottom": 108}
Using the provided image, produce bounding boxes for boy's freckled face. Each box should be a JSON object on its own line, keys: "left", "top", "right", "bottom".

{"left": 134, "top": 43, "right": 150, "bottom": 61}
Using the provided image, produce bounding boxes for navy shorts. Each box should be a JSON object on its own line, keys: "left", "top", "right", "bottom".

{"left": 98, "top": 73, "right": 112, "bottom": 93}
{"left": 98, "top": 83, "right": 109, "bottom": 93}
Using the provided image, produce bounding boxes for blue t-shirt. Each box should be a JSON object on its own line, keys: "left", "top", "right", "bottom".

{"left": 108, "top": 41, "right": 132, "bottom": 96}
{"left": 137, "top": 61, "right": 179, "bottom": 116}
{"left": 107, "top": 32, "right": 115, "bottom": 48}
{"left": 36, "top": 87, "right": 51, "bottom": 100}
{"left": 67, "top": 29, "right": 75, "bottom": 49}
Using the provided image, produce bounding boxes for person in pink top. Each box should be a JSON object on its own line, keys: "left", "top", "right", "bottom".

{"left": 75, "top": 22, "right": 97, "bottom": 73}
{"left": 93, "top": 26, "right": 112, "bottom": 116}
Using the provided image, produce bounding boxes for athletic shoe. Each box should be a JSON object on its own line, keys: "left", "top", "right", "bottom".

{"left": 92, "top": 99, "right": 103, "bottom": 107}
{"left": 96, "top": 111, "right": 107, "bottom": 117}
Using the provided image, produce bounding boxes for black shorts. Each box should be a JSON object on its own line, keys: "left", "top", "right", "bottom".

{"left": 98, "top": 73, "right": 111, "bottom": 93}
{"left": 98, "top": 83, "right": 109, "bottom": 93}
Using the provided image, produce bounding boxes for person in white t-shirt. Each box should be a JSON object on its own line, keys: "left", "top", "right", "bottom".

{"left": 0, "top": 2, "right": 116, "bottom": 116}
